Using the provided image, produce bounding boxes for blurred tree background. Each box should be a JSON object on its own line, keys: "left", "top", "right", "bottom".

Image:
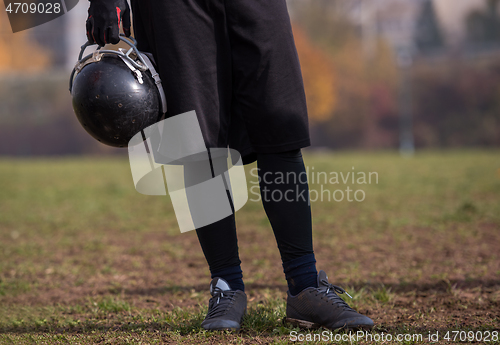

{"left": 0, "top": 0, "right": 499, "bottom": 155}
{"left": 0, "top": 15, "right": 51, "bottom": 72}
{"left": 291, "top": 0, "right": 500, "bottom": 149}
{"left": 292, "top": 0, "right": 401, "bottom": 149}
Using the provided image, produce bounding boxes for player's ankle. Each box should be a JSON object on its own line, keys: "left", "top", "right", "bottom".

{"left": 283, "top": 253, "right": 318, "bottom": 295}
{"left": 211, "top": 265, "right": 245, "bottom": 292}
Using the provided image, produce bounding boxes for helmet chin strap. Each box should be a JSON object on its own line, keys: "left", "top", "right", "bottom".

{"left": 139, "top": 53, "right": 168, "bottom": 116}
{"left": 118, "top": 54, "right": 144, "bottom": 84}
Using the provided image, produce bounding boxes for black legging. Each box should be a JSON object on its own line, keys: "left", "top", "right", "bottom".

{"left": 189, "top": 149, "right": 313, "bottom": 273}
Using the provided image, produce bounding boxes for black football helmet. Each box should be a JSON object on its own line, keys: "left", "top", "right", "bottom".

{"left": 69, "top": 35, "right": 167, "bottom": 147}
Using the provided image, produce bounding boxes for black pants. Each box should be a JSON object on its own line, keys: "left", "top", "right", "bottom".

{"left": 191, "top": 149, "right": 313, "bottom": 272}
{"left": 131, "top": 0, "right": 310, "bottom": 164}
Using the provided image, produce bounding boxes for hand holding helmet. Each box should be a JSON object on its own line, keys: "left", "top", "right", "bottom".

{"left": 86, "top": 0, "right": 131, "bottom": 47}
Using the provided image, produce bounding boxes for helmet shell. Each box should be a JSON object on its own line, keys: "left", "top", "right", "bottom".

{"left": 71, "top": 55, "right": 161, "bottom": 147}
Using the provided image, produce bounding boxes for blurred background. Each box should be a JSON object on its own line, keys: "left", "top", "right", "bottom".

{"left": 1, "top": 2, "right": 499, "bottom": 341}
{"left": 0, "top": 0, "right": 500, "bottom": 155}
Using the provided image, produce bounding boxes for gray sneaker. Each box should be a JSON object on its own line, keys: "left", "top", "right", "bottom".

{"left": 285, "top": 270, "right": 374, "bottom": 330}
{"left": 201, "top": 277, "right": 247, "bottom": 331}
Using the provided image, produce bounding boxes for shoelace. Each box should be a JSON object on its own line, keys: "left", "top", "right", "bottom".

{"left": 318, "top": 278, "right": 355, "bottom": 311}
{"left": 205, "top": 287, "right": 237, "bottom": 319}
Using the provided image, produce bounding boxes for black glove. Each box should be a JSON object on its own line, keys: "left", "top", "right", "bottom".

{"left": 86, "top": 0, "right": 131, "bottom": 47}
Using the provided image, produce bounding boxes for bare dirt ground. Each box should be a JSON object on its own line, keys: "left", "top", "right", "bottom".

{"left": 1, "top": 152, "right": 499, "bottom": 344}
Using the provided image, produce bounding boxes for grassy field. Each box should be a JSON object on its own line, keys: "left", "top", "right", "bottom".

{"left": 0, "top": 150, "right": 499, "bottom": 344}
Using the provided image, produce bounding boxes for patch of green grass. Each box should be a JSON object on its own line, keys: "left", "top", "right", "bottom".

{"left": 94, "top": 296, "right": 131, "bottom": 313}
{"left": 0, "top": 150, "right": 499, "bottom": 344}
{"left": 371, "top": 285, "right": 394, "bottom": 304}
{"left": 0, "top": 279, "right": 32, "bottom": 296}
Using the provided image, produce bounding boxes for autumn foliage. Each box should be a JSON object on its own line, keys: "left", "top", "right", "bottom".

{"left": 292, "top": 25, "right": 337, "bottom": 122}
{"left": 0, "top": 11, "right": 51, "bottom": 73}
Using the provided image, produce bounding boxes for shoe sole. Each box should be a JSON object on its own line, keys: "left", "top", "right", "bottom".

{"left": 201, "top": 309, "right": 246, "bottom": 332}
{"left": 284, "top": 317, "right": 373, "bottom": 331}
{"left": 284, "top": 317, "right": 321, "bottom": 329}
{"left": 203, "top": 326, "right": 241, "bottom": 332}
{"left": 201, "top": 322, "right": 241, "bottom": 332}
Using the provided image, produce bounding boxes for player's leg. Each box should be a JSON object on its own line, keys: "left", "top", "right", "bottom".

{"left": 183, "top": 157, "right": 244, "bottom": 292}
{"left": 131, "top": 0, "right": 246, "bottom": 331}
{"left": 257, "top": 149, "right": 374, "bottom": 330}
{"left": 226, "top": 0, "right": 374, "bottom": 330}
{"left": 184, "top": 158, "right": 247, "bottom": 331}
{"left": 224, "top": 0, "right": 317, "bottom": 295}
{"left": 257, "top": 149, "right": 318, "bottom": 295}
